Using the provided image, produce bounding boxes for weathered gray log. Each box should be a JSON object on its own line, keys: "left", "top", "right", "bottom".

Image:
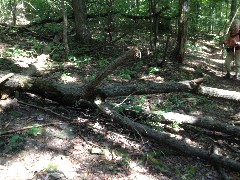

{"left": 98, "top": 78, "right": 204, "bottom": 97}
{"left": 197, "top": 86, "right": 240, "bottom": 102}
{"left": 95, "top": 101, "right": 240, "bottom": 172}
{"left": 147, "top": 111, "right": 240, "bottom": 138}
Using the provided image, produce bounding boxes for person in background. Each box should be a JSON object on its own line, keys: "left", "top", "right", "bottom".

{"left": 224, "top": 19, "right": 240, "bottom": 80}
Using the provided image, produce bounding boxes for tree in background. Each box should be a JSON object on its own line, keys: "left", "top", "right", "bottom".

{"left": 72, "top": 0, "right": 91, "bottom": 44}
{"left": 175, "top": 0, "right": 189, "bottom": 64}
{"left": 230, "top": 0, "right": 237, "bottom": 21}
{"left": 61, "top": 0, "right": 69, "bottom": 56}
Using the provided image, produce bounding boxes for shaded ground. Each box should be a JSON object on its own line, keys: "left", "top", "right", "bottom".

{"left": 0, "top": 31, "right": 240, "bottom": 180}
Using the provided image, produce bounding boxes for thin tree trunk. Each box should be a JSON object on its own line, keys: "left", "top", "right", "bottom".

{"left": 175, "top": 0, "right": 189, "bottom": 63}
{"left": 61, "top": 0, "right": 69, "bottom": 56}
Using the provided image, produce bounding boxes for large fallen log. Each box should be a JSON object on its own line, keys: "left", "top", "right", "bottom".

{"left": 197, "top": 86, "right": 240, "bottom": 102}
{"left": 95, "top": 101, "right": 240, "bottom": 172}
{"left": 98, "top": 78, "right": 204, "bottom": 98}
{"left": 0, "top": 73, "right": 204, "bottom": 106}
{"left": 146, "top": 111, "right": 240, "bottom": 138}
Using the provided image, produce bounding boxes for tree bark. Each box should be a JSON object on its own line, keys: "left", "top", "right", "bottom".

{"left": 72, "top": 0, "right": 91, "bottom": 43}
{"left": 147, "top": 111, "right": 240, "bottom": 138}
{"left": 61, "top": 0, "right": 69, "bottom": 56}
{"left": 95, "top": 102, "right": 240, "bottom": 172}
{"left": 98, "top": 78, "right": 203, "bottom": 98}
{"left": 175, "top": 0, "right": 189, "bottom": 63}
{"left": 198, "top": 86, "right": 240, "bottom": 102}
{"left": 0, "top": 71, "right": 204, "bottom": 106}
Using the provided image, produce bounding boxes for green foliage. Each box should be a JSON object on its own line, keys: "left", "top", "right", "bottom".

{"left": 27, "top": 125, "right": 42, "bottom": 136}
{"left": 118, "top": 156, "right": 131, "bottom": 168}
{"left": 45, "top": 163, "right": 58, "bottom": 173}
{"left": 98, "top": 58, "right": 110, "bottom": 68}
{"left": 10, "top": 134, "right": 25, "bottom": 144}
{"left": 118, "top": 68, "right": 134, "bottom": 80}
{"left": 9, "top": 111, "right": 22, "bottom": 117}
{"left": 149, "top": 67, "right": 160, "bottom": 75}
{"left": 5, "top": 134, "right": 26, "bottom": 152}
{"left": 7, "top": 47, "right": 33, "bottom": 59}
{"left": 186, "top": 41, "right": 201, "bottom": 55}
{"left": 68, "top": 55, "right": 93, "bottom": 67}
{"left": 141, "top": 151, "right": 168, "bottom": 172}
{"left": 175, "top": 165, "right": 197, "bottom": 180}
{"left": 155, "top": 93, "right": 212, "bottom": 113}
{"left": 145, "top": 116, "right": 163, "bottom": 131}
{"left": 25, "top": 0, "right": 62, "bottom": 20}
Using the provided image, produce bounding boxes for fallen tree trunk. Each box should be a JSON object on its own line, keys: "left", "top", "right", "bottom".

{"left": 95, "top": 101, "right": 240, "bottom": 172}
{"left": 0, "top": 70, "right": 204, "bottom": 106}
{"left": 98, "top": 78, "right": 204, "bottom": 97}
{"left": 197, "top": 86, "right": 240, "bottom": 102}
{"left": 145, "top": 111, "right": 240, "bottom": 138}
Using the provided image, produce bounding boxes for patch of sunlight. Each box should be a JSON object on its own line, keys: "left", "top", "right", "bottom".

{"left": 182, "top": 66, "right": 195, "bottom": 72}
{"left": 33, "top": 54, "right": 51, "bottom": 71}
{"left": 0, "top": 152, "right": 77, "bottom": 180}
{"left": 129, "top": 161, "right": 147, "bottom": 173}
{"left": 154, "top": 111, "right": 199, "bottom": 124}
{"left": 209, "top": 58, "right": 224, "bottom": 64}
{"left": 92, "top": 123, "right": 142, "bottom": 150}
{"left": 61, "top": 74, "right": 77, "bottom": 83}
{"left": 14, "top": 56, "right": 36, "bottom": 68}
{"left": 0, "top": 98, "right": 18, "bottom": 111}
{"left": 93, "top": 122, "right": 105, "bottom": 131}
{"left": 140, "top": 75, "right": 164, "bottom": 83}
{"left": 127, "top": 173, "right": 157, "bottom": 180}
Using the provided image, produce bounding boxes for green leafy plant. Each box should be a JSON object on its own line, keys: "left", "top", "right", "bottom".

{"left": 27, "top": 125, "right": 42, "bottom": 136}
{"left": 175, "top": 165, "right": 196, "bottom": 180}
{"left": 149, "top": 67, "right": 160, "bottom": 75}
{"left": 5, "top": 134, "right": 26, "bottom": 152}
{"left": 118, "top": 156, "right": 130, "bottom": 168}
{"left": 45, "top": 163, "right": 58, "bottom": 173}
{"left": 10, "top": 134, "right": 25, "bottom": 144}
{"left": 171, "top": 121, "right": 181, "bottom": 129}
{"left": 68, "top": 55, "right": 93, "bottom": 67}
{"left": 141, "top": 152, "right": 168, "bottom": 172}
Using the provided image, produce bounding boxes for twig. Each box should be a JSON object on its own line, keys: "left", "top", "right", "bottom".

{"left": 0, "top": 122, "right": 62, "bottom": 136}
{"left": 18, "top": 100, "right": 72, "bottom": 121}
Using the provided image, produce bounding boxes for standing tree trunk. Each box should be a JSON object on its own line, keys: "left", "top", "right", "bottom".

{"left": 72, "top": 0, "right": 91, "bottom": 44}
{"left": 230, "top": 0, "right": 237, "bottom": 21}
{"left": 61, "top": 0, "right": 69, "bottom": 56}
{"left": 10, "top": 0, "right": 17, "bottom": 25}
{"left": 175, "top": 0, "right": 189, "bottom": 64}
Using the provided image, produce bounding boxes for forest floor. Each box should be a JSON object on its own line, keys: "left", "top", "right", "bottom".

{"left": 0, "top": 33, "right": 240, "bottom": 180}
